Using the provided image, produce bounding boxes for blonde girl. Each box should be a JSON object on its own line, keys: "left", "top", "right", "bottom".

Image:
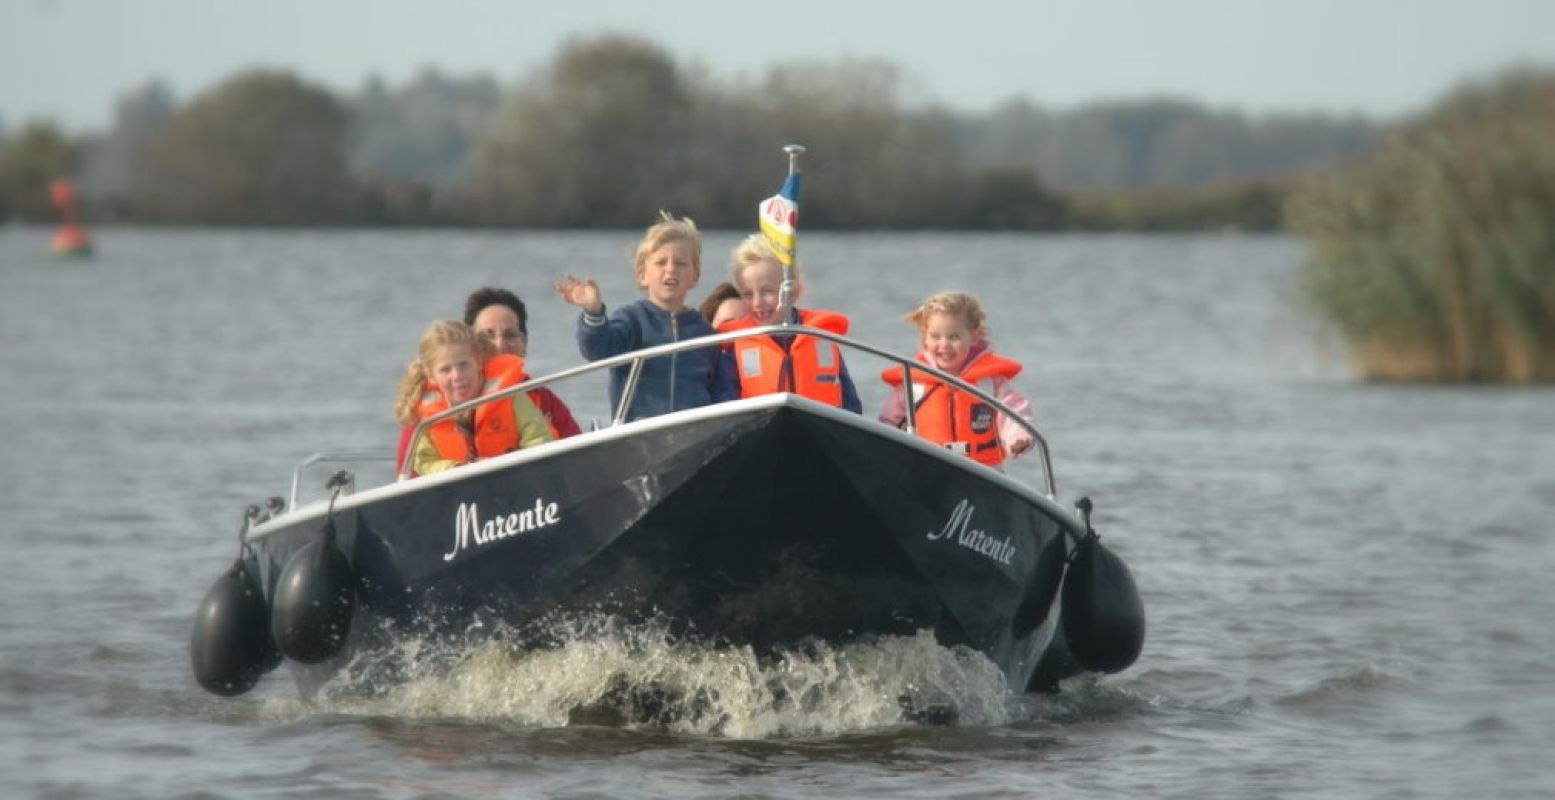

{"left": 880, "top": 292, "right": 1034, "bottom": 466}
{"left": 394, "top": 320, "right": 551, "bottom": 477}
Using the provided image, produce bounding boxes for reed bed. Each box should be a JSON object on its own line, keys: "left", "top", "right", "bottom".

{"left": 1288, "top": 70, "right": 1555, "bottom": 383}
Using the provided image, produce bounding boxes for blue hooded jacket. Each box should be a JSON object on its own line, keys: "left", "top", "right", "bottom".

{"left": 576, "top": 298, "right": 722, "bottom": 422}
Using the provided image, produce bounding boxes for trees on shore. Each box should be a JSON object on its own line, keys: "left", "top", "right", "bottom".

{"left": 0, "top": 35, "right": 1379, "bottom": 231}
{"left": 6, "top": 38, "right": 1547, "bottom": 382}
{"left": 129, "top": 71, "right": 355, "bottom": 224}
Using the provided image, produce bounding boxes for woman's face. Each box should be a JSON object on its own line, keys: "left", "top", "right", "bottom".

{"left": 430, "top": 344, "right": 482, "bottom": 405}
{"left": 472, "top": 304, "right": 526, "bottom": 357}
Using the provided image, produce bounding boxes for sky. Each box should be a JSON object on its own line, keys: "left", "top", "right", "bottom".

{"left": 3, "top": 0, "right": 1554, "bottom": 132}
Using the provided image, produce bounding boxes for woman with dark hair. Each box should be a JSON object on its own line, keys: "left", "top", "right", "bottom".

{"left": 463, "top": 287, "right": 582, "bottom": 439}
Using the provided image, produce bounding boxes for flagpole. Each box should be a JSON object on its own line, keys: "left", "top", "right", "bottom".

{"left": 775, "top": 144, "right": 805, "bottom": 327}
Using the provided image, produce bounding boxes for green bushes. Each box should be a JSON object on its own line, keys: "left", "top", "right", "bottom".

{"left": 1289, "top": 70, "right": 1555, "bottom": 382}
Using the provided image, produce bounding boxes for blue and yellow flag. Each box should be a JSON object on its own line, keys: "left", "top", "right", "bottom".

{"left": 758, "top": 171, "right": 801, "bottom": 267}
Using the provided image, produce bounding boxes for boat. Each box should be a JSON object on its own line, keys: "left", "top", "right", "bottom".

{"left": 190, "top": 326, "right": 1146, "bottom": 701}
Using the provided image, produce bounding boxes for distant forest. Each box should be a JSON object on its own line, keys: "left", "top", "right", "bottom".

{"left": 0, "top": 35, "right": 1386, "bottom": 230}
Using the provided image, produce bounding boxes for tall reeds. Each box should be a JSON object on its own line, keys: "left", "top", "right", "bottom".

{"left": 1288, "top": 69, "right": 1555, "bottom": 383}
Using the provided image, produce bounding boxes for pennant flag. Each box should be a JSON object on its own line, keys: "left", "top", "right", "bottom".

{"left": 758, "top": 171, "right": 801, "bottom": 267}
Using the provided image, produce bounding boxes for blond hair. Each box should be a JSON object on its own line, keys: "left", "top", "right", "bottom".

{"left": 906, "top": 292, "right": 990, "bottom": 340}
{"left": 393, "top": 320, "right": 496, "bottom": 425}
{"left": 729, "top": 233, "right": 803, "bottom": 291}
{"left": 633, "top": 211, "right": 702, "bottom": 286}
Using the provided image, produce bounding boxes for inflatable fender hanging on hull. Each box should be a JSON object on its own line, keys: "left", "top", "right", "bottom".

{"left": 270, "top": 521, "right": 356, "bottom": 664}
{"left": 1060, "top": 531, "right": 1145, "bottom": 674}
{"left": 190, "top": 557, "right": 281, "bottom": 696}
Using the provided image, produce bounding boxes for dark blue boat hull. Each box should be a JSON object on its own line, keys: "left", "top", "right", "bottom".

{"left": 247, "top": 398, "right": 1083, "bottom": 696}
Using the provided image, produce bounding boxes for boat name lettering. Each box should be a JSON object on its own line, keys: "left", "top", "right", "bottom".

{"left": 444, "top": 499, "right": 560, "bottom": 562}
{"left": 925, "top": 499, "right": 1016, "bottom": 565}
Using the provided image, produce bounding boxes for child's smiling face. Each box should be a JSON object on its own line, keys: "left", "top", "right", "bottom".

{"left": 736, "top": 258, "right": 785, "bottom": 325}
{"left": 430, "top": 344, "right": 482, "bottom": 405}
{"left": 638, "top": 240, "right": 699, "bottom": 311}
{"left": 921, "top": 311, "right": 977, "bottom": 373}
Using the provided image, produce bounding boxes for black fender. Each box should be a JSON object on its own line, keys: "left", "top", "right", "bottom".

{"left": 270, "top": 520, "right": 357, "bottom": 664}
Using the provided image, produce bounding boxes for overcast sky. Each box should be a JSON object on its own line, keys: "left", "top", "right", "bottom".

{"left": 3, "top": 0, "right": 1554, "bottom": 131}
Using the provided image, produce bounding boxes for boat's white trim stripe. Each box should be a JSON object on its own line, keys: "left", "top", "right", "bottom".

{"left": 249, "top": 393, "right": 1073, "bottom": 541}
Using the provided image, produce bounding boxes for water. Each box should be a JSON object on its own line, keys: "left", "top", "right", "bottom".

{"left": 2, "top": 227, "right": 1552, "bottom": 798}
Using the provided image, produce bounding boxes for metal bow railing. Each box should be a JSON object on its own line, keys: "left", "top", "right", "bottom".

{"left": 395, "top": 325, "right": 1057, "bottom": 496}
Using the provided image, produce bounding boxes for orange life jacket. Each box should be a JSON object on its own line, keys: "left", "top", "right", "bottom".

{"left": 881, "top": 351, "right": 1023, "bottom": 466}
{"left": 719, "top": 309, "right": 849, "bottom": 407}
{"left": 416, "top": 354, "right": 529, "bottom": 463}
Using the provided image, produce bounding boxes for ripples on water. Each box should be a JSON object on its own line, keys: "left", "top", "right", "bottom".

{"left": 2, "top": 228, "right": 1552, "bottom": 798}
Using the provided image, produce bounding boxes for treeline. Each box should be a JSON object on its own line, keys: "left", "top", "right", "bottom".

{"left": 1289, "top": 68, "right": 1555, "bottom": 383}
{"left": 1, "top": 35, "right": 1380, "bottom": 230}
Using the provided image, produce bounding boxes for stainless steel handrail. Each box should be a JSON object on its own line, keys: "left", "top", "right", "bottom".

{"left": 288, "top": 449, "right": 394, "bottom": 510}
{"left": 398, "top": 325, "right": 1057, "bottom": 496}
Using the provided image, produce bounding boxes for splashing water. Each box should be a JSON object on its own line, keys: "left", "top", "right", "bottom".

{"left": 295, "top": 617, "right": 1021, "bottom": 738}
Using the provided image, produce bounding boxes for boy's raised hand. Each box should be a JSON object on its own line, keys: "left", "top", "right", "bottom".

{"left": 555, "top": 274, "right": 604, "bottom": 314}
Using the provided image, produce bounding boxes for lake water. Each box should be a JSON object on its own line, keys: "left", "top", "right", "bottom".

{"left": 1, "top": 227, "right": 1551, "bottom": 798}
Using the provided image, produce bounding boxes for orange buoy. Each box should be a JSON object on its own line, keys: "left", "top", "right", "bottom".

{"left": 51, "top": 223, "right": 92, "bottom": 256}
{"left": 49, "top": 179, "right": 93, "bottom": 257}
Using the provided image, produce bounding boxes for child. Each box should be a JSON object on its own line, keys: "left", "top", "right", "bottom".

{"left": 554, "top": 211, "right": 721, "bottom": 422}
{"left": 714, "top": 234, "right": 862, "bottom": 413}
{"left": 699, "top": 281, "right": 747, "bottom": 330}
{"left": 394, "top": 320, "right": 553, "bottom": 477}
{"left": 879, "top": 292, "right": 1035, "bottom": 467}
